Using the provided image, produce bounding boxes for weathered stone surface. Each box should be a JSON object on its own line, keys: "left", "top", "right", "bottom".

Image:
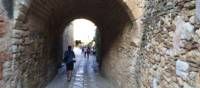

{"left": 12, "top": 30, "right": 24, "bottom": 39}
{"left": 63, "top": 23, "right": 74, "bottom": 52}
{"left": 12, "top": 0, "right": 139, "bottom": 88}
{"left": 0, "top": 16, "right": 6, "bottom": 37}
{"left": 0, "top": 0, "right": 198, "bottom": 88}
{"left": 0, "top": 52, "right": 9, "bottom": 62}
{"left": 196, "top": 29, "right": 200, "bottom": 36}
{"left": 176, "top": 60, "right": 189, "bottom": 80}
{"left": 184, "top": 83, "right": 193, "bottom": 88}
{"left": 196, "top": 73, "right": 200, "bottom": 88}
{"left": 0, "top": 63, "right": 3, "bottom": 80}
{"left": 11, "top": 45, "right": 18, "bottom": 54}
{"left": 138, "top": 0, "right": 199, "bottom": 88}
{"left": 189, "top": 16, "right": 195, "bottom": 24}
{"left": 196, "top": 0, "right": 200, "bottom": 23}
{"left": 0, "top": 1, "right": 13, "bottom": 87}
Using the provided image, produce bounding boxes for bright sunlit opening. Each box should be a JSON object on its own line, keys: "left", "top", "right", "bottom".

{"left": 72, "top": 19, "right": 97, "bottom": 44}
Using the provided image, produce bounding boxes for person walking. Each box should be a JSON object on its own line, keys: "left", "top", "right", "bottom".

{"left": 84, "top": 47, "right": 87, "bottom": 58}
{"left": 86, "top": 47, "right": 91, "bottom": 59}
{"left": 64, "top": 46, "right": 76, "bottom": 82}
{"left": 81, "top": 46, "right": 85, "bottom": 54}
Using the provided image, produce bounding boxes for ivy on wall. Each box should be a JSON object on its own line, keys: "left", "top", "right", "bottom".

{"left": 95, "top": 29, "right": 101, "bottom": 65}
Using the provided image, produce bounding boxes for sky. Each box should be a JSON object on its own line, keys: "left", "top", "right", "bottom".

{"left": 72, "top": 19, "right": 97, "bottom": 43}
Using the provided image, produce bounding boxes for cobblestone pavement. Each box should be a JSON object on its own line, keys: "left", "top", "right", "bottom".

{"left": 46, "top": 48, "right": 112, "bottom": 88}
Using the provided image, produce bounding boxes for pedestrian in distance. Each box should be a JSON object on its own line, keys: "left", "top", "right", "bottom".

{"left": 84, "top": 47, "right": 87, "bottom": 58}
{"left": 81, "top": 46, "right": 85, "bottom": 54}
{"left": 86, "top": 47, "right": 91, "bottom": 59}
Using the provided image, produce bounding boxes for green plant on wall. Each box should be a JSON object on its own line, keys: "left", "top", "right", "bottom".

{"left": 94, "top": 29, "right": 101, "bottom": 64}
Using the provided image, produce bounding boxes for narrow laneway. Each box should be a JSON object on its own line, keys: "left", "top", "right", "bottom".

{"left": 1, "top": 0, "right": 198, "bottom": 88}
{"left": 45, "top": 48, "right": 112, "bottom": 88}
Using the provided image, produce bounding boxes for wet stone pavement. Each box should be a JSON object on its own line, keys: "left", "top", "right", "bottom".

{"left": 45, "top": 48, "right": 112, "bottom": 88}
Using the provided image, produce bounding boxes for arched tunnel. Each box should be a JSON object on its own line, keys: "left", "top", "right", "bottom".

{"left": 12, "top": 0, "right": 138, "bottom": 88}
{"left": 1, "top": 0, "right": 199, "bottom": 88}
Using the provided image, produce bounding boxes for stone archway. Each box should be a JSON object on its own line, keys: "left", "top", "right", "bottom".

{"left": 1, "top": 0, "right": 198, "bottom": 88}
{"left": 10, "top": 0, "right": 141, "bottom": 88}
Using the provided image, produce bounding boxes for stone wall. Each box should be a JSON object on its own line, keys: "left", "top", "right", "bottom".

{"left": 0, "top": 1, "right": 13, "bottom": 88}
{"left": 10, "top": 1, "right": 65, "bottom": 87}
{"left": 101, "top": 22, "right": 142, "bottom": 88}
{"left": 100, "top": 0, "right": 144, "bottom": 88}
{"left": 63, "top": 23, "right": 74, "bottom": 52}
{"left": 102, "top": 0, "right": 200, "bottom": 88}
{"left": 137, "top": 0, "right": 200, "bottom": 88}
{"left": 0, "top": 0, "right": 199, "bottom": 88}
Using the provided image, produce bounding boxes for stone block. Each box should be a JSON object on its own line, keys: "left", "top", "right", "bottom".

{"left": 24, "top": 37, "right": 33, "bottom": 45}
{"left": 11, "top": 45, "right": 18, "bottom": 53}
{"left": 0, "top": 16, "right": 6, "bottom": 37}
{"left": 15, "top": 21, "right": 29, "bottom": 31}
{"left": 187, "top": 50, "right": 200, "bottom": 58}
{"left": 0, "top": 52, "right": 9, "bottom": 80}
{"left": 2, "top": 61, "right": 12, "bottom": 82}
{"left": 196, "top": 72, "right": 200, "bottom": 88}
{"left": 180, "top": 22, "right": 194, "bottom": 40}
{"left": 176, "top": 60, "right": 189, "bottom": 80}
{"left": 0, "top": 52, "right": 9, "bottom": 62}
{"left": 12, "top": 29, "right": 24, "bottom": 38}
{"left": 189, "top": 16, "right": 195, "bottom": 24}
{"left": 196, "top": 0, "right": 200, "bottom": 23}
{"left": 196, "top": 29, "right": 200, "bottom": 37}
{"left": 184, "top": 1, "right": 195, "bottom": 10}
{"left": 12, "top": 38, "right": 23, "bottom": 45}
{"left": 183, "top": 83, "right": 192, "bottom": 88}
{"left": 0, "top": 63, "right": 2, "bottom": 80}
{"left": 173, "top": 16, "right": 194, "bottom": 49}
{"left": 152, "top": 78, "right": 158, "bottom": 88}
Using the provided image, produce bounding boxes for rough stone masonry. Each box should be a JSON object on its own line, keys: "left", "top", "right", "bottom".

{"left": 0, "top": 0, "right": 199, "bottom": 88}
{"left": 137, "top": 0, "right": 200, "bottom": 88}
